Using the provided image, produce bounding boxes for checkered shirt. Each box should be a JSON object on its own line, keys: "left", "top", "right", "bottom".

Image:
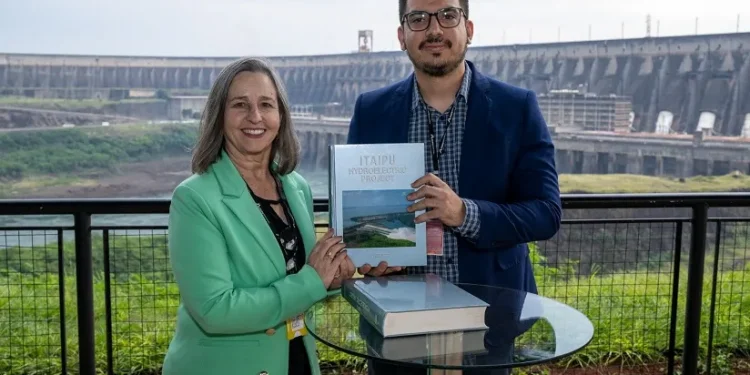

{"left": 406, "top": 62, "right": 481, "bottom": 283}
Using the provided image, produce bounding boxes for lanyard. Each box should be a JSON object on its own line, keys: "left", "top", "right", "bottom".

{"left": 425, "top": 104, "right": 456, "bottom": 173}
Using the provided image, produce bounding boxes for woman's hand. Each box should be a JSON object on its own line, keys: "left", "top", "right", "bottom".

{"left": 307, "top": 228, "right": 348, "bottom": 289}
{"left": 328, "top": 253, "right": 356, "bottom": 290}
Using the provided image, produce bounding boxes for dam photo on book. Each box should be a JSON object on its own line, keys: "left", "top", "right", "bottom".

{"left": 342, "top": 189, "right": 416, "bottom": 248}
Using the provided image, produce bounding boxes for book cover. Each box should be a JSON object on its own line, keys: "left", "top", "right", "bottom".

{"left": 329, "top": 143, "right": 427, "bottom": 267}
{"left": 341, "top": 273, "right": 489, "bottom": 337}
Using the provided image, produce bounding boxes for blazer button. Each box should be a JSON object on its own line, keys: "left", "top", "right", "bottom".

{"left": 265, "top": 328, "right": 275, "bottom": 335}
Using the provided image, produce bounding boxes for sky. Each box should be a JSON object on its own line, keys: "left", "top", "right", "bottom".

{"left": 1, "top": 0, "right": 749, "bottom": 57}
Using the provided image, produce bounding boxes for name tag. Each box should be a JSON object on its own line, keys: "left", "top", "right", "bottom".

{"left": 426, "top": 219, "right": 444, "bottom": 256}
{"left": 286, "top": 314, "right": 308, "bottom": 340}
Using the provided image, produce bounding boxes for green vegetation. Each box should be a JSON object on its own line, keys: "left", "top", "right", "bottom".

{"left": 0, "top": 123, "right": 197, "bottom": 184}
{"left": 1, "top": 229, "right": 748, "bottom": 374}
{"left": 561, "top": 173, "right": 750, "bottom": 194}
{"left": 344, "top": 231, "right": 417, "bottom": 248}
{"left": 0, "top": 96, "right": 164, "bottom": 111}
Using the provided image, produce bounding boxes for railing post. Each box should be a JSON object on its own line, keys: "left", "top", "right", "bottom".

{"left": 682, "top": 203, "right": 708, "bottom": 375}
{"left": 74, "top": 212, "right": 96, "bottom": 375}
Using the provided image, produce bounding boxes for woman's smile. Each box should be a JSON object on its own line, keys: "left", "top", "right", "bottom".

{"left": 241, "top": 127, "right": 267, "bottom": 139}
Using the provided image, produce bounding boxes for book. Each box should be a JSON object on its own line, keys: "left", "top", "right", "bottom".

{"left": 341, "top": 273, "right": 489, "bottom": 337}
{"left": 359, "top": 321, "right": 488, "bottom": 361}
{"left": 328, "top": 143, "right": 427, "bottom": 268}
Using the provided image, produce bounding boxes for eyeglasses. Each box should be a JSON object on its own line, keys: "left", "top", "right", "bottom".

{"left": 401, "top": 7, "right": 466, "bottom": 32}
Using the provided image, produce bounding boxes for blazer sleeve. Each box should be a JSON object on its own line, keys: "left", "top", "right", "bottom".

{"left": 301, "top": 179, "right": 342, "bottom": 297}
{"left": 471, "top": 91, "right": 562, "bottom": 249}
{"left": 168, "top": 184, "right": 328, "bottom": 335}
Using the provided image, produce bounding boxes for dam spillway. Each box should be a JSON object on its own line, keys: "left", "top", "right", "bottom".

{"left": 2, "top": 32, "right": 750, "bottom": 136}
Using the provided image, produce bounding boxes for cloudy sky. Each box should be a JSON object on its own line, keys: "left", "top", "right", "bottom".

{"left": 1, "top": 0, "right": 748, "bottom": 57}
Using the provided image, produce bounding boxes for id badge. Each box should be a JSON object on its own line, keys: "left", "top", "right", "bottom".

{"left": 286, "top": 314, "right": 308, "bottom": 340}
{"left": 426, "top": 219, "right": 444, "bottom": 256}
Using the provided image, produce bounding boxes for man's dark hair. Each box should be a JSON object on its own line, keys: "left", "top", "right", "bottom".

{"left": 399, "top": 0, "right": 469, "bottom": 21}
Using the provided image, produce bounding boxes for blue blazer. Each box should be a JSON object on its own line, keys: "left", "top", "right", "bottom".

{"left": 346, "top": 60, "right": 562, "bottom": 292}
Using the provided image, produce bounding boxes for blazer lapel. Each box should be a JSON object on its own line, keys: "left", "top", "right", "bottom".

{"left": 459, "top": 62, "right": 492, "bottom": 198}
{"left": 213, "top": 151, "right": 286, "bottom": 274}
{"left": 383, "top": 75, "right": 413, "bottom": 143}
{"left": 279, "top": 176, "right": 316, "bottom": 258}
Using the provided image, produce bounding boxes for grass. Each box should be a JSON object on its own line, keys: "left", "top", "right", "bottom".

{"left": 1, "top": 231, "right": 749, "bottom": 375}
{"left": 3, "top": 170, "right": 750, "bottom": 204}
{"left": 0, "top": 175, "right": 97, "bottom": 198}
{"left": 560, "top": 172, "right": 750, "bottom": 194}
{"left": 6, "top": 169, "right": 750, "bottom": 201}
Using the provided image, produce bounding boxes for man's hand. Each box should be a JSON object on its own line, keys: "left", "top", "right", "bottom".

{"left": 357, "top": 261, "right": 403, "bottom": 277}
{"left": 407, "top": 173, "right": 466, "bottom": 227}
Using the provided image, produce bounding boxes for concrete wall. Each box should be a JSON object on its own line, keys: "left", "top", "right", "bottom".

{"left": 167, "top": 96, "right": 207, "bottom": 120}
{"left": 3, "top": 32, "right": 750, "bottom": 135}
{"left": 296, "top": 129, "right": 347, "bottom": 172}
{"left": 552, "top": 131, "right": 750, "bottom": 177}
{"left": 291, "top": 118, "right": 750, "bottom": 178}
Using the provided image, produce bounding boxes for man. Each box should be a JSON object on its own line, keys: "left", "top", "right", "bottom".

{"left": 347, "top": 0, "right": 561, "bottom": 371}
{"left": 348, "top": 0, "right": 561, "bottom": 288}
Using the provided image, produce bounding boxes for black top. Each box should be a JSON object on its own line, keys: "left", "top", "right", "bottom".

{"left": 248, "top": 175, "right": 310, "bottom": 375}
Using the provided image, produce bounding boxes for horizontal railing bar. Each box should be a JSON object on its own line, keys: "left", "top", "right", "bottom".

{"left": 3, "top": 218, "right": 749, "bottom": 231}
{"left": 82, "top": 219, "right": 698, "bottom": 230}
{"left": 559, "top": 192, "right": 750, "bottom": 208}
{"left": 90, "top": 226, "right": 169, "bottom": 230}
{"left": 709, "top": 217, "right": 750, "bottom": 222}
{"left": 1, "top": 192, "right": 750, "bottom": 216}
{"left": 561, "top": 218, "right": 691, "bottom": 224}
{"left": 0, "top": 226, "right": 75, "bottom": 231}
{"left": 0, "top": 198, "right": 171, "bottom": 215}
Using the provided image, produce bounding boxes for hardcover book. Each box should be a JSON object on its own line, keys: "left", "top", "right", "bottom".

{"left": 341, "top": 273, "right": 489, "bottom": 337}
{"left": 328, "top": 143, "right": 427, "bottom": 268}
{"left": 359, "top": 321, "right": 488, "bottom": 361}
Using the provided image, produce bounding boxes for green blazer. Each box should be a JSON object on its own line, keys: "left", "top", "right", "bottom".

{"left": 162, "top": 150, "right": 334, "bottom": 375}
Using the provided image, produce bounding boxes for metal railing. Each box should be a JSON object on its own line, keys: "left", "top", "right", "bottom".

{"left": 1, "top": 193, "right": 749, "bottom": 374}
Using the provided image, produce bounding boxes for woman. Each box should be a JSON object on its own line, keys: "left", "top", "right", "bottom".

{"left": 162, "top": 57, "right": 355, "bottom": 375}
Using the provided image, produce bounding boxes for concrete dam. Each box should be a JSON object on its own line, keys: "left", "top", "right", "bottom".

{"left": 2, "top": 32, "right": 750, "bottom": 179}
{"left": 2, "top": 32, "right": 750, "bottom": 136}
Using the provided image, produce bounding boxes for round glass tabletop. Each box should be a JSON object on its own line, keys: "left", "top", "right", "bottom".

{"left": 306, "top": 281, "right": 594, "bottom": 371}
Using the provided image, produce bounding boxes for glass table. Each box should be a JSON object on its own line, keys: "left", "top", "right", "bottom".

{"left": 306, "top": 282, "right": 594, "bottom": 373}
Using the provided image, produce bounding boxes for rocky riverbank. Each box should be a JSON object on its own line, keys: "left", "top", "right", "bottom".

{"left": 2, "top": 157, "right": 331, "bottom": 200}
{"left": 1, "top": 157, "right": 193, "bottom": 199}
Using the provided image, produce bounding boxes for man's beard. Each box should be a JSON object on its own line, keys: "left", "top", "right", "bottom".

{"left": 406, "top": 36, "right": 467, "bottom": 77}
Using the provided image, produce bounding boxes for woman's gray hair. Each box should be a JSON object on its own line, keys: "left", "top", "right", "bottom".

{"left": 191, "top": 57, "right": 299, "bottom": 175}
